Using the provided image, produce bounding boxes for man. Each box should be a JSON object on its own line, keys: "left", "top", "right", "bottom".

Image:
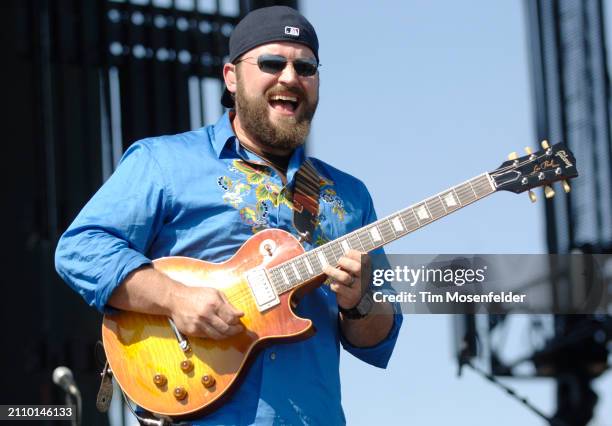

{"left": 55, "top": 6, "right": 402, "bottom": 425}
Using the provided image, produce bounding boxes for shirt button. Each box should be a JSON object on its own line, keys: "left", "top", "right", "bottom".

{"left": 269, "top": 352, "right": 276, "bottom": 361}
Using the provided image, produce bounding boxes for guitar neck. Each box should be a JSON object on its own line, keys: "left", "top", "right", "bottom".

{"left": 267, "top": 173, "right": 496, "bottom": 295}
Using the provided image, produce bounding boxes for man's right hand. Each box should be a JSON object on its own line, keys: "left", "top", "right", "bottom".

{"left": 108, "top": 265, "right": 245, "bottom": 340}
{"left": 169, "top": 285, "right": 245, "bottom": 340}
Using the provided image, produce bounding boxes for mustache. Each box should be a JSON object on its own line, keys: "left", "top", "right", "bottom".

{"left": 265, "top": 85, "right": 307, "bottom": 100}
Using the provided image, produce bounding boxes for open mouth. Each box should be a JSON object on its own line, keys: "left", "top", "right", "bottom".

{"left": 268, "top": 94, "right": 300, "bottom": 115}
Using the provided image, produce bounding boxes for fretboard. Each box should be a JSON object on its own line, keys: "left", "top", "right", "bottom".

{"left": 267, "top": 173, "right": 496, "bottom": 295}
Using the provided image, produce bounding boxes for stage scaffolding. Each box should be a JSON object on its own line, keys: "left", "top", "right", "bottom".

{"left": 454, "top": 2, "right": 611, "bottom": 425}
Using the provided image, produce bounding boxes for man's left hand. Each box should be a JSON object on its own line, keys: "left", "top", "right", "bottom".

{"left": 324, "top": 250, "right": 371, "bottom": 310}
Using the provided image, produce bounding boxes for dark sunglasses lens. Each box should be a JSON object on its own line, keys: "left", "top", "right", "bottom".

{"left": 293, "top": 60, "right": 318, "bottom": 76}
{"left": 257, "top": 55, "right": 318, "bottom": 76}
{"left": 258, "top": 56, "right": 287, "bottom": 74}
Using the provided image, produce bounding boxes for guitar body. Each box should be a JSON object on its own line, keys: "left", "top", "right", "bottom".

{"left": 102, "top": 229, "right": 324, "bottom": 419}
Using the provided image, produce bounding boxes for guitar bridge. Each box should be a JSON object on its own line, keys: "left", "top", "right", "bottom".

{"left": 246, "top": 268, "right": 280, "bottom": 312}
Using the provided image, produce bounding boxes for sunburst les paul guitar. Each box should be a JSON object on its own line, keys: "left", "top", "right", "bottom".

{"left": 102, "top": 141, "right": 578, "bottom": 419}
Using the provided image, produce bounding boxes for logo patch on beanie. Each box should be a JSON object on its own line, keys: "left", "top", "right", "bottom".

{"left": 284, "top": 26, "right": 300, "bottom": 37}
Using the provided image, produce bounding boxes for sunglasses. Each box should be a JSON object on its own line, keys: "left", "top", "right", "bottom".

{"left": 237, "top": 54, "right": 320, "bottom": 77}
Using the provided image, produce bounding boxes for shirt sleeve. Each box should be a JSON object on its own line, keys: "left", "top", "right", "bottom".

{"left": 54, "top": 141, "right": 171, "bottom": 313}
{"left": 339, "top": 183, "right": 403, "bottom": 368}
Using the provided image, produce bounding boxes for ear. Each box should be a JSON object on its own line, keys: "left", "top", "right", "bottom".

{"left": 223, "top": 63, "right": 237, "bottom": 94}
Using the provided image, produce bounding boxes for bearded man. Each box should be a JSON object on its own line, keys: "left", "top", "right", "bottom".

{"left": 55, "top": 6, "right": 402, "bottom": 425}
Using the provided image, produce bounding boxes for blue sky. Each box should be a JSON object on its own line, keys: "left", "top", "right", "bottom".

{"left": 302, "top": 1, "right": 611, "bottom": 425}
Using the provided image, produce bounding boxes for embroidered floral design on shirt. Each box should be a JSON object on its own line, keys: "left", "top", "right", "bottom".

{"left": 218, "top": 160, "right": 295, "bottom": 233}
{"left": 230, "top": 160, "right": 269, "bottom": 184}
{"left": 311, "top": 179, "right": 347, "bottom": 247}
{"left": 321, "top": 188, "right": 346, "bottom": 221}
{"left": 239, "top": 201, "right": 269, "bottom": 229}
{"left": 217, "top": 176, "right": 251, "bottom": 208}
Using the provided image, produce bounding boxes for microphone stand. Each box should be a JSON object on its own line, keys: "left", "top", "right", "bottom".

{"left": 65, "top": 385, "right": 82, "bottom": 426}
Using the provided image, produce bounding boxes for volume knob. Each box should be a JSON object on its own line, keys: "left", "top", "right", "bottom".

{"left": 202, "top": 374, "right": 216, "bottom": 388}
{"left": 173, "top": 386, "right": 188, "bottom": 401}
{"left": 180, "top": 360, "right": 194, "bottom": 373}
{"left": 153, "top": 374, "right": 167, "bottom": 387}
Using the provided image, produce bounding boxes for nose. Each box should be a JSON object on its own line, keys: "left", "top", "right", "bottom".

{"left": 277, "top": 61, "right": 300, "bottom": 85}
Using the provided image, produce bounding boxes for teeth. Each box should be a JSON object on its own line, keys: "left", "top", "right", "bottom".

{"left": 270, "top": 95, "right": 298, "bottom": 102}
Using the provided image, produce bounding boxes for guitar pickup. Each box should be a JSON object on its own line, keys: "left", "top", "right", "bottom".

{"left": 246, "top": 268, "right": 280, "bottom": 312}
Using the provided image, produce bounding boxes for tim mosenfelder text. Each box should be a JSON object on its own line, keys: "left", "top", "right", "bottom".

{"left": 370, "top": 265, "right": 527, "bottom": 305}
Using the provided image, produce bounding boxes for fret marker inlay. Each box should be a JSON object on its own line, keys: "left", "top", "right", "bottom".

{"left": 369, "top": 227, "right": 382, "bottom": 242}
{"left": 392, "top": 217, "right": 404, "bottom": 232}
{"left": 280, "top": 268, "right": 289, "bottom": 285}
{"left": 303, "top": 257, "right": 314, "bottom": 274}
{"left": 416, "top": 205, "right": 430, "bottom": 220}
{"left": 443, "top": 192, "right": 457, "bottom": 207}
{"left": 317, "top": 251, "right": 328, "bottom": 267}
{"left": 291, "top": 263, "right": 301, "bottom": 280}
{"left": 341, "top": 240, "right": 350, "bottom": 253}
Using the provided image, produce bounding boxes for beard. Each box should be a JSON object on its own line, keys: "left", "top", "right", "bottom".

{"left": 234, "top": 77, "right": 318, "bottom": 151}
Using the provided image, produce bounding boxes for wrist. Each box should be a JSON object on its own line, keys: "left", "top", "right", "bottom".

{"left": 338, "top": 290, "right": 374, "bottom": 320}
{"left": 161, "top": 277, "right": 186, "bottom": 316}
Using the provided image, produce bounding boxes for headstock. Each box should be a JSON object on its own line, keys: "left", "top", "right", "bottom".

{"left": 490, "top": 140, "right": 578, "bottom": 201}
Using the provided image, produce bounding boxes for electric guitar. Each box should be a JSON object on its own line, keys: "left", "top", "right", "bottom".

{"left": 102, "top": 141, "right": 578, "bottom": 419}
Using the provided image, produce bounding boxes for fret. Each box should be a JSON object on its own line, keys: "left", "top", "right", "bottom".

{"left": 441, "top": 190, "right": 460, "bottom": 212}
{"left": 269, "top": 268, "right": 282, "bottom": 292}
{"left": 330, "top": 241, "right": 344, "bottom": 259}
{"left": 456, "top": 183, "right": 476, "bottom": 204}
{"left": 296, "top": 257, "right": 309, "bottom": 279}
{"left": 377, "top": 219, "right": 396, "bottom": 242}
{"left": 278, "top": 268, "right": 290, "bottom": 291}
{"left": 399, "top": 208, "right": 419, "bottom": 232}
{"left": 437, "top": 195, "right": 449, "bottom": 214}
{"left": 451, "top": 188, "right": 463, "bottom": 207}
{"left": 286, "top": 263, "right": 299, "bottom": 284}
{"left": 308, "top": 251, "right": 323, "bottom": 273}
{"left": 316, "top": 249, "right": 329, "bottom": 268}
{"left": 279, "top": 267, "right": 290, "bottom": 287}
{"left": 292, "top": 258, "right": 304, "bottom": 280}
{"left": 323, "top": 244, "right": 338, "bottom": 264}
{"left": 302, "top": 255, "right": 314, "bottom": 275}
{"left": 425, "top": 197, "right": 445, "bottom": 220}
{"left": 369, "top": 225, "right": 383, "bottom": 243}
{"left": 348, "top": 232, "right": 365, "bottom": 252}
{"left": 413, "top": 204, "right": 432, "bottom": 224}
{"left": 467, "top": 180, "right": 479, "bottom": 198}
{"left": 291, "top": 261, "right": 302, "bottom": 281}
{"left": 357, "top": 228, "right": 375, "bottom": 251}
{"left": 473, "top": 175, "right": 494, "bottom": 197}
{"left": 276, "top": 265, "right": 288, "bottom": 287}
{"left": 410, "top": 208, "right": 422, "bottom": 226}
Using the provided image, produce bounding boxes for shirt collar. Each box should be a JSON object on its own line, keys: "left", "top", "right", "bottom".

{"left": 211, "top": 110, "right": 237, "bottom": 158}
{"left": 286, "top": 145, "right": 306, "bottom": 184}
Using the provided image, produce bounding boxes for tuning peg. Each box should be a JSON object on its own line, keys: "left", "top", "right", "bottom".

{"left": 562, "top": 180, "right": 571, "bottom": 193}
{"left": 524, "top": 147, "right": 533, "bottom": 155}
{"left": 508, "top": 152, "right": 518, "bottom": 160}
{"left": 528, "top": 190, "right": 537, "bottom": 203}
{"left": 544, "top": 185, "right": 555, "bottom": 199}
{"left": 540, "top": 140, "right": 550, "bottom": 149}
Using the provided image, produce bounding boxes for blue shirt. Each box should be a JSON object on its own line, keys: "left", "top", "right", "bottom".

{"left": 55, "top": 112, "right": 402, "bottom": 425}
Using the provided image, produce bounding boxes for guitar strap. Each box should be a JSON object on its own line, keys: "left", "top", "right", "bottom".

{"left": 292, "top": 159, "right": 320, "bottom": 244}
